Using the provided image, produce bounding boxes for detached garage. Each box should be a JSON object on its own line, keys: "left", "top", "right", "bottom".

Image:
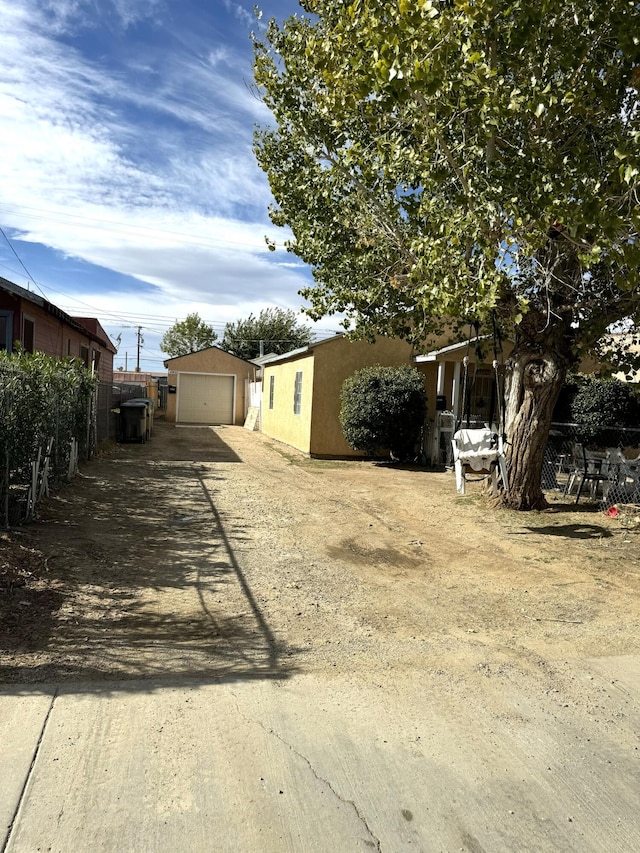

{"left": 163, "top": 347, "right": 254, "bottom": 426}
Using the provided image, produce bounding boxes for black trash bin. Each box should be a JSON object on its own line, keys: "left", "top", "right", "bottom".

{"left": 119, "top": 401, "right": 147, "bottom": 443}
{"left": 127, "top": 397, "right": 154, "bottom": 439}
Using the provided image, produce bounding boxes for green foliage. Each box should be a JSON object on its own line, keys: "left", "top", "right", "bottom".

{"left": 253, "top": 0, "right": 640, "bottom": 361}
{"left": 220, "top": 308, "right": 313, "bottom": 360}
{"left": 570, "top": 376, "right": 640, "bottom": 445}
{"left": 0, "top": 350, "right": 97, "bottom": 478}
{"left": 160, "top": 313, "right": 218, "bottom": 357}
{"left": 254, "top": 0, "right": 640, "bottom": 507}
{"left": 339, "top": 365, "right": 427, "bottom": 460}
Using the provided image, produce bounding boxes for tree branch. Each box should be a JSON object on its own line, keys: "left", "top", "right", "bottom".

{"left": 410, "top": 88, "right": 471, "bottom": 200}
{"left": 321, "top": 146, "right": 417, "bottom": 266}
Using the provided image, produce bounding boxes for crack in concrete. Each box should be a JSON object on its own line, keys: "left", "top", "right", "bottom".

{"left": 1, "top": 689, "right": 58, "bottom": 853}
{"left": 230, "top": 693, "right": 383, "bottom": 852}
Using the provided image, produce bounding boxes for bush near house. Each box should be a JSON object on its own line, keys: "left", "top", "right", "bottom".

{"left": 340, "top": 365, "right": 427, "bottom": 461}
{"left": 570, "top": 376, "right": 640, "bottom": 446}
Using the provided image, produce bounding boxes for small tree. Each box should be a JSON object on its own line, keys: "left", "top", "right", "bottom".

{"left": 340, "top": 365, "right": 427, "bottom": 460}
{"left": 220, "top": 308, "right": 313, "bottom": 360}
{"left": 160, "top": 313, "right": 218, "bottom": 357}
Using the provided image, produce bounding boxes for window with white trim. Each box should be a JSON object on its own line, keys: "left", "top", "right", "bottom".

{"left": 269, "top": 374, "right": 275, "bottom": 409}
{"left": 293, "top": 370, "right": 303, "bottom": 415}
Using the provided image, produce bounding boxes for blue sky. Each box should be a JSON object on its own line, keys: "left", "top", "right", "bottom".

{"left": 0, "top": 0, "right": 332, "bottom": 371}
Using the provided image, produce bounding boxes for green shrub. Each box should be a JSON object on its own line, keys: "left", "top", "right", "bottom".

{"left": 339, "top": 365, "right": 427, "bottom": 460}
{"left": 0, "top": 350, "right": 97, "bottom": 477}
{"left": 570, "top": 376, "right": 639, "bottom": 445}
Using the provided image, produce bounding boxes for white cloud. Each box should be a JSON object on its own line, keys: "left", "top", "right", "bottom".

{"left": 40, "top": 0, "right": 166, "bottom": 33}
{"left": 208, "top": 47, "right": 233, "bottom": 68}
{"left": 223, "top": 0, "right": 255, "bottom": 29}
{"left": 0, "top": 0, "right": 318, "bottom": 336}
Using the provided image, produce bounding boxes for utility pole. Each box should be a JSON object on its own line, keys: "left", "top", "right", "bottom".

{"left": 135, "top": 326, "right": 143, "bottom": 373}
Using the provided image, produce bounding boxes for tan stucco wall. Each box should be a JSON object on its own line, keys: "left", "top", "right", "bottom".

{"left": 164, "top": 388, "right": 176, "bottom": 421}
{"left": 164, "top": 347, "right": 254, "bottom": 425}
{"left": 261, "top": 353, "right": 315, "bottom": 453}
{"left": 309, "top": 336, "right": 416, "bottom": 457}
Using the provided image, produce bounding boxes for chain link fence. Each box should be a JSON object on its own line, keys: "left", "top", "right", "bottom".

{"left": 543, "top": 422, "right": 640, "bottom": 507}
{"left": 96, "top": 381, "right": 147, "bottom": 443}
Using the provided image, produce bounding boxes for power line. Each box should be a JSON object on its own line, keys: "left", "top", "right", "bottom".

{"left": 0, "top": 244, "right": 341, "bottom": 344}
{"left": 0, "top": 203, "right": 290, "bottom": 251}
{"left": 0, "top": 225, "right": 48, "bottom": 300}
{"left": 0, "top": 240, "right": 339, "bottom": 340}
{"left": 0, "top": 259, "right": 27, "bottom": 280}
{"left": 0, "top": 225, "right": 65, "bottom": 355}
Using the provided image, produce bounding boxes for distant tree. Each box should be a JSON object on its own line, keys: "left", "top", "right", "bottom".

{"left": 220, "top": 308, "right": 313, "bottom": 360}
{"left": 340, "top": 365, "right": 427, "bottom": 461}
{"left": 160, "top": 313, "right": 218, "bottom": 358}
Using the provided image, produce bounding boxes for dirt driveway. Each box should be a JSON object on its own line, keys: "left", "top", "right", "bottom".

{"left": 2, "top": 420, "right": 640, "bottom": 850}
{"left": 2, "top": 418, "right": 639, "bottom": 689}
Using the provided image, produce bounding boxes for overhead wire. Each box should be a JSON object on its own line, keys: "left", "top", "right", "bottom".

{"left": 0, "top": 222, "right": 342, "bottom": 364}
{"left": 0, "top": 202, "right": 290, "bottom": 250}
{"left": 0, "top": 225, "right": 48, "bottom": 300}
{"left": 0, "top": 224, "right": 67, "bottom": 354}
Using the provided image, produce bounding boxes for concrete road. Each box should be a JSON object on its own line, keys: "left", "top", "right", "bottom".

{"left": 2, "top": 661, "right": 640, "bottom": 853}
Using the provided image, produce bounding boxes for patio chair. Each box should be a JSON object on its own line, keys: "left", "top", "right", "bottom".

{"left": 451, "top": 428, "right": 509, "bottom": 496}
{"left": 604, "top": 449, "right": 640, "bottom": 505}
{"left": 564, "top": 443, "right": 609, "bottom": 503}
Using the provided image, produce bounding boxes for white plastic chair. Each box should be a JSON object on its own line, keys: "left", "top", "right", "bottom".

{"left": 604, "top": 448, "right": 640, "bottom": 504}
{"left": 452, "top": 428, "right": 509, "bottom": 496}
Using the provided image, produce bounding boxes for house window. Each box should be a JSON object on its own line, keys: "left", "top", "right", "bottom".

{"left": 0, "top": 311, "right": 12, "bottom": 352}
{"left": 22, "top": 317, "right": 35, "bottom": 353}
{"left": 80, "top": 345, "right": 89, "bottom": 368}
{"left": 92, "top": 350, "right": 101, "bottom": 374}
{"left": 269, "top": 375, "right": 275, "bottom": 410}
{"left": 293, "top": 370, "right": 303, "bottom": 415}
{"left": 67, "top": 338, "right": 72, "bottom": 356}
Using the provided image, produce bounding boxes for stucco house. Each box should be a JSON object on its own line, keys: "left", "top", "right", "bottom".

{"left": 163, "top": 346, "right": 255, "bottom": 425}
{"left": 0, "top": 276, "right": 116, "bottom": 382}
{"left": 260, "top": 334, "right": 415, "bottom": 457}
{"left": 260, "top": 328, "right": 519, "bottom": 461}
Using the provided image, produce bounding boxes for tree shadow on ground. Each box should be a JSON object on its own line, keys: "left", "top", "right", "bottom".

{"left": 522, "top": 523, "right": 613, "bottom": 540}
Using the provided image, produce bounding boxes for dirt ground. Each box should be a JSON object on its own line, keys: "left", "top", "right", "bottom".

{"left": 1, "top": 416, "right": 639, "bottom": 695}
{"left": 3, "top": 419, "right": 640, "bottom": 852}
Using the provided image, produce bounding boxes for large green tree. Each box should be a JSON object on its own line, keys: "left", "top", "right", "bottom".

{"left": 253, "top": 0, "right": 640, "bottom": 509}
{"left": 160, "top": 313, "right": 218, "bottom": 357}
{"left": 220, "top": 308, "right": 313, "bottom": 360}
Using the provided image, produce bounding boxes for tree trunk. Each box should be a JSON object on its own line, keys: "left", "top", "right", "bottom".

{"left": 502, "top": 335, "right": 569, "bottom": 510}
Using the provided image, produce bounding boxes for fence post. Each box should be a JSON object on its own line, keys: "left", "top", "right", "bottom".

{"left": 3, "top": 447, "right": 8, "bottom": 529}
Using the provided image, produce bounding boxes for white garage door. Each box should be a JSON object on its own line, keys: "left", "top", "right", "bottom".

{"left": 177, "top": 373, "right": 235, "bottom": 424}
